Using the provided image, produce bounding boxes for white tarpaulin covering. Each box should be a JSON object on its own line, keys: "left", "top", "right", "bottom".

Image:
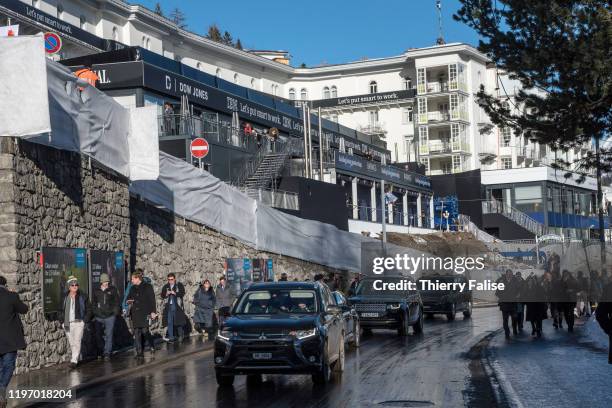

{"left": 129, "top": 106, "right": 160, "bottom": 180}
{"left": 131, "top": 152, "right": 258, "bottom": 247}
{"left": 0, "top": 35, "right": 50, "bottom": 136}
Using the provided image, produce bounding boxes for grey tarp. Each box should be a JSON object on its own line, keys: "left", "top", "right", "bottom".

{"left": 130, "top": 152, "right": 258, "bottom": 247}
{"left": 26, "top": 59, "right": 131, "bottom": 178}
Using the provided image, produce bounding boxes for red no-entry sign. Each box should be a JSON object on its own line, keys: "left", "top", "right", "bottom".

{"left": 190, "top": 138, "right": 209, "bottom": 159}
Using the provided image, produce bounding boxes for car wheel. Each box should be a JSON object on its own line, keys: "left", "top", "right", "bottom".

{"left": 463, "top": 300, "right": 473, "bottom": 318}
{"left": 312, "top": 353, "right": 332, "bottom": 384}
{"left": 246, "top": 374, "right": 262, "bottom": 386}
{"left": 352, "top": 321, "right": 361, "bottom": 348}
{"left": 412, "top": 308, "right": 424, "bottom": 334}
{"left": 333, "top": 337, "right": 345, "bottom": 373}
{"left": 446, "top": 303, "right": 456, "bottom": 321}
{"left": 398, "top": 314, "right": 409, "bottom": 336}
{"left": 215, "top": 371, "right": 235, "bottom": 387}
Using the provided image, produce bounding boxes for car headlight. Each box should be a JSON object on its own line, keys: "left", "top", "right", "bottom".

{"left": 387, "top": 303, "right": 401, "bottom": 310}
{"left": 291, "top": 328, "right": 317, "bottom": 339}
{"left": 217, "top": 329, "right": 234, "bottom": 341}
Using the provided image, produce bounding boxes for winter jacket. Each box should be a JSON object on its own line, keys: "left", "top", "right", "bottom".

{"left": 595, "top": 283, "right": 612, "bottom": 364}
{"left": 127, "top": 282, "right": 156, "bottom": 328}
{"left": 61, "top": 291, "right": 93, "bottom": 330}
{"left": 496, "top": 276, "right": 518, "bottom": 312}
{"left": 0, "top": 286, "right": 28, "bottom": 354}
{"left": 161, "top": 282, "right": 187, "bottom": 328}
{"left": 193, "top": 287, "right": 216, "bottom": 327}
{"left": 215, "top": 284, "right": 234, "bottom": 309}
{"left": 92, "top": 285, "right": 120, "bottom": 319}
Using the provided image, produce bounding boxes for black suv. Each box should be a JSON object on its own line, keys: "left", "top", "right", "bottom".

{"left": 418, "top": 275, "right": 473, "bottom": 320}
{"left": 214, "top": 281, "right": 345, "bottom": 386}
{"left": 348, "top": 276, "right": 423, "bottom": 336}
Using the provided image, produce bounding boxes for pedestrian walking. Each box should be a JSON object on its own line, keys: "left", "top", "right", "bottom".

{"left": 193, "top": 279, "right": 216, "bottom": 339}
{"left": 60, "top": 276, "right": 92, "bottom": 369}
{"left": 496, "top": 269, "right": 519, "bottom": 338}
{"left": 126, "top": 271, "right": 157, "bottom": 358}
{"left": 215, "top": 276, "right": 234, "bottom": 326}
{"left": 550, "top": 270, "right": 565, "bottom": 329}
{"left": 279, "top": 273, "right": 288, "bottom": 282}
{"left": 561, "top": 270, "right": 578, "bottom": 332}
{"left": 161, "top": 273, "right": 187, "bottom": 343}
{"left": 0, "top": 276, "right": 28, "bottom": 405}
{"left": 595, "top": 282, "right": 612, "bottom": 364}
{"left": 514, "top": 272, "right": 526, "bottom": 332}
{"left": 525, "top": 276, "right": 547, "bottom": 338}
{"left": 92, "top": 273, "right": 120, "bottom": 360}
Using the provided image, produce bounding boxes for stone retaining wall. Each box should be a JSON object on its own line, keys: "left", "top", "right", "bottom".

{"left": 0, "top": 138, "right": 341, "bottom": 374}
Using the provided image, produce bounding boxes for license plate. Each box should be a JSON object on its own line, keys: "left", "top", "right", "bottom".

{"left": 361, "top": 312, "right": 379, "bottom": 317}
{"left": 252, "top": 352, "right": 272, "bottom": 360}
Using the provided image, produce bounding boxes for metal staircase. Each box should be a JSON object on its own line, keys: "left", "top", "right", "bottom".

{"left": 233, "top": 138, "right": 300, "bottom": 189}
{"left": 482, "top": 199, "right": 545, "bottom": 236}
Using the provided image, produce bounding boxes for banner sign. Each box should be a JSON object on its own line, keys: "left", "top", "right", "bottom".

{"left": 335, "top": 151, "right": 432, "bottom": 190}
{"left": 41, "top": 247, "right": 88, "bottom": 315}
{"left": 225, "top": 258, "right": 274, "bottom": 296}
{"left": 0, "top": 0, "right": 126, "bottom": 51}
{"left": 89, "top": 250, "right": 126, "bottom": 300}
{"left": 311, "top": 89, "right": 416, "bottom": 109}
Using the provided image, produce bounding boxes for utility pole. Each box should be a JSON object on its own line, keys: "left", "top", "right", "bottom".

{"left": 318, "top": 107, "right": 324, "bottom": 180}
{"left": 380, "top": 179, "right": 387, "bottom": 252}
{"left": 595, "top": 136, "right": 606, "bottom": 265}
{"left": 302, "top": 105, "right": 309, "bottom": 179}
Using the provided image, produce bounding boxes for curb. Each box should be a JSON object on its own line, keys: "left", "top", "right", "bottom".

{"left": 16, "top": 342, "right": 215, "bottom": 408}
{"left": 481, "top": 330, "right": 525, "bottom": 408}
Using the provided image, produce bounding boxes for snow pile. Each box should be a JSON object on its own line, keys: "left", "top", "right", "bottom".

{"left": 582, "top": 315, "right": 609, "bottom": 351}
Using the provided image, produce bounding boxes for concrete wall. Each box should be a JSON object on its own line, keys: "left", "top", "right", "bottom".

{"left": 0, "top": 138, "right": 339, "bottom": 374}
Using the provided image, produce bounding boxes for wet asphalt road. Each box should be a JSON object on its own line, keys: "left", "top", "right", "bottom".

{"left": 57, "top": 307, "right": 501, "bottom": 408}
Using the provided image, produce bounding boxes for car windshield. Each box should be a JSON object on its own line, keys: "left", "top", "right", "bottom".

{"left": 234, "top": 289, "right": 318, "bottom": 314}
{"left": 354, "top": 277, "right": 414, "bottom": 296}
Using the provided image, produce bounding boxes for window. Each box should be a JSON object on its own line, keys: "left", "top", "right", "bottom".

{"left": 501, "top": 127, "right": 512, "bottom": 147}
{"left": 288, "top": 88, "right": 296, "bottom": 100}
{"left": 323, "top": 86, "right": 330, "bottom": 99}
{"left": 515, "top": 185, "right": 542, "bottom": 213}
{"left": 402, "top": 108, "right": 413, "bottom": 124}
{"left": 452, "top": 155, "right": 462, "bottom": 172}
{"left": 233, "top": 73, "right": 239, "bottom": 84}
{"left": 368, "top": 110, "right": 379, "bottom": 126}
{"left": 331, "top": 86, "right": 337, "bottom": 98}
{"left": 80, "top": 16, "right": 87, "bottom": 30}
{"left": 300, "top": 88, "right": 308, "bottom": 100}
{"left": 369, "top": 81, "right": 378, "bottom": 94}
{"left": 403, "top": 77, "right": 412, "bottom": 90}
{"left": 501, "top": 157, "right": 512, "bottom": 169}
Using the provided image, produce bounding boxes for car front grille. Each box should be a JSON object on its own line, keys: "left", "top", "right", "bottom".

{"left": 237, "top": 329, "right": 290, "bottom": 340}
{"left": 354, "top": 303, "right": 387, "bottom": 313}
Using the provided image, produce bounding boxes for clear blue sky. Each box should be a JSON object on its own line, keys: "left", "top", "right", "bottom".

{"left": 138, "top": 0, "right": 481, "bottom": 66}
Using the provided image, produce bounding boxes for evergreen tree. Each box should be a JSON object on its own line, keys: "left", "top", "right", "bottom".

{"left": 222, "top": 31, "right": 234, "bottom": 46}
{"left": 235, "top": 38, "right": 243, "bottom": 50}
{"left": 169, "top": 7, "right": 187, "bottom": 29}
{"left": 455, "top": 0, "right": 611, "bottom": 253}
{"left": 206, "top": 24, "right": 222, "bottom": 42}
{"left": 154, "top": 2, "right": 163, "bottom": 16}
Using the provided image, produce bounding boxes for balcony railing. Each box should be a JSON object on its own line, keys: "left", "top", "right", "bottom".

{"left": 359, "top": 123, "right": 387, "bottom": 135}
{"left": 423, "top": 140, "right": 471, "bottom": 155}
{"left": 426, "top": 81, "right": 449, "bottom": 94}
{"left": 427, "top": 111, "right": 451, "bottom": 122}
{"left": 158, "top": 114, "right": 262, "bottom": 150}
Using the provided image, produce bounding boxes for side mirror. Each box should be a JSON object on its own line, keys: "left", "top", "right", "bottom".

{"left": 327, "top": 305, "right": 342, "bottom": 314}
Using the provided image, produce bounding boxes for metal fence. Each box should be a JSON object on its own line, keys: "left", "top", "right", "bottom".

{"left": 238, "top": 187, "right": 300, "bottom": 211}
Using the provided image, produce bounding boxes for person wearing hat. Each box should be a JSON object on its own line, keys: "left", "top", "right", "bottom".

{"left": 60, "top": 276, "right": 92, "bottom": 369}
{"left": 92, "top": 273, "right": 120, "bottom": 360}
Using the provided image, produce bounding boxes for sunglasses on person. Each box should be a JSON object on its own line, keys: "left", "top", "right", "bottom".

{"left": 70, "top": 283, "right": 79, "bottom": 287}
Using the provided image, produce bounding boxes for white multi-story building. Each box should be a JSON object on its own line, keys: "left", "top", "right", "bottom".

{"left": 1, "top": 0, "right": 593, "bottom": 177}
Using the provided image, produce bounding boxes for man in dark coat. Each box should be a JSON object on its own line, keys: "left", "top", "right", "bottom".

{"left": 126, "top": 271, "right": 157, "bottom": 358}
{"left": 193, "top": 279, "right": 216, "bottom": 338}
{"left": 161, "top": 273, "right": 187, "bottom": 343}
{"left": 215, "top": 276, "right": 234, "bottom": 326}
{"left": 0, "top": 276, "right": 28, "bottom": 404}
{"left": 496, "top": 269, "right": 518, "bottom": 338}
{"left": 561, "top": 270, "right": 579, "bottom": 332}
{"left": 92, "top": 273, "right": 120, "bottom": 360}
{"left": 596, "top": 282, "right": 612, "bottom": 364}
